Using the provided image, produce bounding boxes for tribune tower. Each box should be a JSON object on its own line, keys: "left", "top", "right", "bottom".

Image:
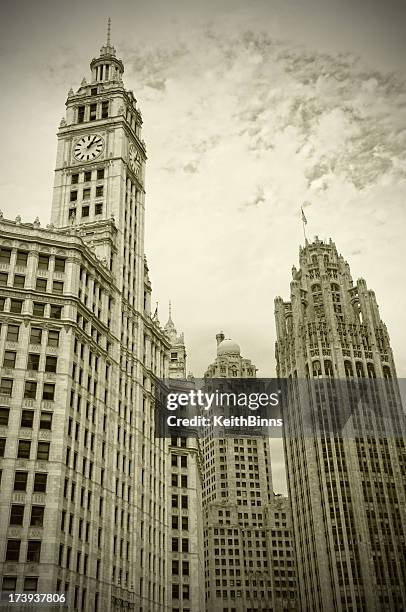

{"left": 275, "top": 238, "right": 406, "bottom": 611}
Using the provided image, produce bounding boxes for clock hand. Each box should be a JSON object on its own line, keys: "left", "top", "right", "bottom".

{"left": 87, "top": 136, "right": 97, "bottom": 149}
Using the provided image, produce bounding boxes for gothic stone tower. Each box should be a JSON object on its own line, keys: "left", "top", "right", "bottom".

{"left": 275, "top": 238, "right": 406, "bottom": 611}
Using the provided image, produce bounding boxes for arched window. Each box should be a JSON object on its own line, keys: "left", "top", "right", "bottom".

{"left": 367, "top": 363, "right": 376, "bottom": 379}
{"left": 383, "top": 365, "right": 392, "bottom": 379}
{"left": 311, "top": 255, "right": 318, "bottom": 266}
{"left": 356, "top": 362, "right": 365, "bottom": 378}
{"left": 344, "top": 361, "right": 353, "bottom": 378}
{"left": 312, "top": 360, "right": 322, "bottom": 377}
{"left": 324, "top": 360, "right": 333, "bottom": 377}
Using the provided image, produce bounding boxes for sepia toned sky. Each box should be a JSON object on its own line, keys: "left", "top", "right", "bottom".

{"left": 1, "top": 0, "right": 406, "bottom": 491}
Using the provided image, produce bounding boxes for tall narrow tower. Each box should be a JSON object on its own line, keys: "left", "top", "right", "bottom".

{"left": 275, "top": 237, "right": 406, "bottom": 611}
{"left": 0, "top": 22, "right": 170, "bottom": 612}
{"left": 202, "top": 335, "right": 277, "bottom": 611}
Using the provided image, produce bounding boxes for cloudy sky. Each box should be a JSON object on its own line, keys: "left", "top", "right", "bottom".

{"left": 1, "top": 0, "right": 405, "bottom": 491}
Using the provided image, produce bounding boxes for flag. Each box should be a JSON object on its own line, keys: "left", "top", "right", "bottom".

{"left": 301, "top": 207, "right": 307, "bottom": 225}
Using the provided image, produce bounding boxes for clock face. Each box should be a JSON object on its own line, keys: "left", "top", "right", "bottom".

{"left": 74, "top": 134, "right": 104, "bottom": 162}
{"left": 128, "top": 145, "right": 141, "bottom": 176}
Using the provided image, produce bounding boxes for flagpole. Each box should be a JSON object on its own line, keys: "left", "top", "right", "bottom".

{"left": 301, "top": 206, "right": 308, "bottom": 242}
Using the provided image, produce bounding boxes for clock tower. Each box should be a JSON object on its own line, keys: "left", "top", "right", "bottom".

{"left": 51, "top": 19, "right": 144, "bottom": 278}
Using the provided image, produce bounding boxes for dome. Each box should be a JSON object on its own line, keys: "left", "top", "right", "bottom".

{"left": 217, "top": 338, "right": 241, "bottom": 356}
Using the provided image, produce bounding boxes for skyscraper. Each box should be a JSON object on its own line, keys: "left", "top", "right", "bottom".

{"left": 0, "top": 24, "right": 171, "bottom": 611}
{"left": 164, "top": 308, "right": 205, "bottom": 612}
{"left": 275, "top": 237, "right": 406, "bottom": 611}
{"left": 202, "top": 333, "right": 277, "bottom": 612}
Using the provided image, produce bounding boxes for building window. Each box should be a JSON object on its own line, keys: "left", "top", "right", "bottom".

{"left": 0, "top": 249, "right": 11, "bottom": 264}
{"left": 33, "top": 473, "right": 47, "bottom": 493}
{"left": 17, "top": 440, "right": 31, "bottom": 459}
{"left": 0, "top": 297, "right": 5, "bottom": 310}
{"left": 181, "top": 495, "right": 188, "bottom": 509}
{"left": 181, "top": 538, "right": 189, "bottom": 552}
{"left": 48, "top": 330, "right": 59, "bottom": 347}
{"left": 38, "top": 255, "right": 50, "bottom": 270}
{"left": 97, "top": 168, "right": 104, "bottom": 180}
{"left": 39, "top": 412, "right": 52, "bottom": 430}
{"left": 82, "top": 206, "right": 90, "bottom": 218}
{"left": 84, "top": 171, "right": 92, "bottom": 182}
{"left": 2, "top": 577, "right": 17, "bottom": 591}
{"left": 10, "top": 504, "right": 24, "bottom": 526}
{"left": 30, "top": 328, "right": 42, "bottom": 345}
{"left": 71, "top": 173, "right": 79, "bottom": 184}
{"left": 0, "top": 272, "right": 8, "bottom": 286}
{"left": 172, "top": 584, "right": 179, "bottom": 599}
{"left": 82, "top": 188, "right": 91, "bottom": 200}
{"left": 50, "top": 305, "right": 62, "bottom": 319}
{"left": 172, "top": 560, "right": 179, "bottom": 575}
{"left": 0, "top": 407, "right": 9, "bottom": 426}
{"left": 3, "top": 351, "right": 16, "bottom": 368}
{"left": 54, "top": 257, "right": 66, "bottom": 273}
{"left": 28, "top": 354, "right": 40, "bottom": 371}
{"left": 0, "top": 378, "right": 13, "bottom": 396}
{"left": 14, "top": 472, "right": 28, "bottom": 491}
{"left": 36, "top": 442, "right": 50, "bottom": 461}
{"left": 10, "top": 300, "right": 23, "bottom": 314}
{"left": 0, "top": 248, "right": 11, "bottom": 264}
{"left": 91, "top": 87, "right": 98, "bottom": 96}
{"left": 33, "top": 302, "right": 45, "bottom": 316}
{"left": 45, "top": 356, "right": 57, "bottom": 373}
{"left": 78, "top": 106, "right": 85, "bottom": 123}
{"left": 5, "top": 540, "right": 21, "bottom": 562}
{"left": 95, "top": 203, "right": 103, "bottom": 215}
{"left": 89, "top": 104, "right": 97, "bottom": 121}
{"left": 16, "top": 251, "right": 28, "bottom": 266}
{"left": 30, "top": 506, "right": 44, "bottom": 527}
{"left": 13, "top": 275, "right": 25, "bottom": 289}
{"left": 24, "top": 577, "right": 38, "bottom": 592}
{"left": 42, "top": 384, "right": 55, "bottom": 401}
{"left": 182, "top": 585, "right": 190, "bottom": 600}
{"left": 36, "top": 278, "right": 47, "bottom": 292}
{"left": 21, "top": 410, "right": 34, "bottom": 428}
{"left": 96, "top": 185, "right": 103, "bottom": 197}
{"left": 180, "top": 455, "right": 187, "bottom": 468}
{"left": 26, "top": 540, "right": 41, "bottom": 563}
{"left": 0, "top": 438, "right": 5, "bottom": 457}
{"left": 101, "top": 101, "right": 109, "bottom": 118}
{"left": 24, "top": 381, "right": 37, "bottom": 399}
{"left": 52, "top": 281, "right": 64, "bottom": 295}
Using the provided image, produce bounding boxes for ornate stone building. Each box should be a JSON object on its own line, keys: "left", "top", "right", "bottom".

{"left": 164, "top": 309, "right": 205, "bottom": 612}
{"left": 202, "top": 334, "right": 280, "bottom": 612}
{"left": 0, "top": 26, "right": 171, "bottom": 612}
{"left": 275, "top": 237, "right": 406, "bottom": 611}
{"left": 164, "top": 304, "right": 187, "bottom": 381}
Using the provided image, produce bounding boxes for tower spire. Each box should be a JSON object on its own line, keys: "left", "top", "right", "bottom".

{"left": 107, "top": 17, "right": 111, "bottom": 46}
